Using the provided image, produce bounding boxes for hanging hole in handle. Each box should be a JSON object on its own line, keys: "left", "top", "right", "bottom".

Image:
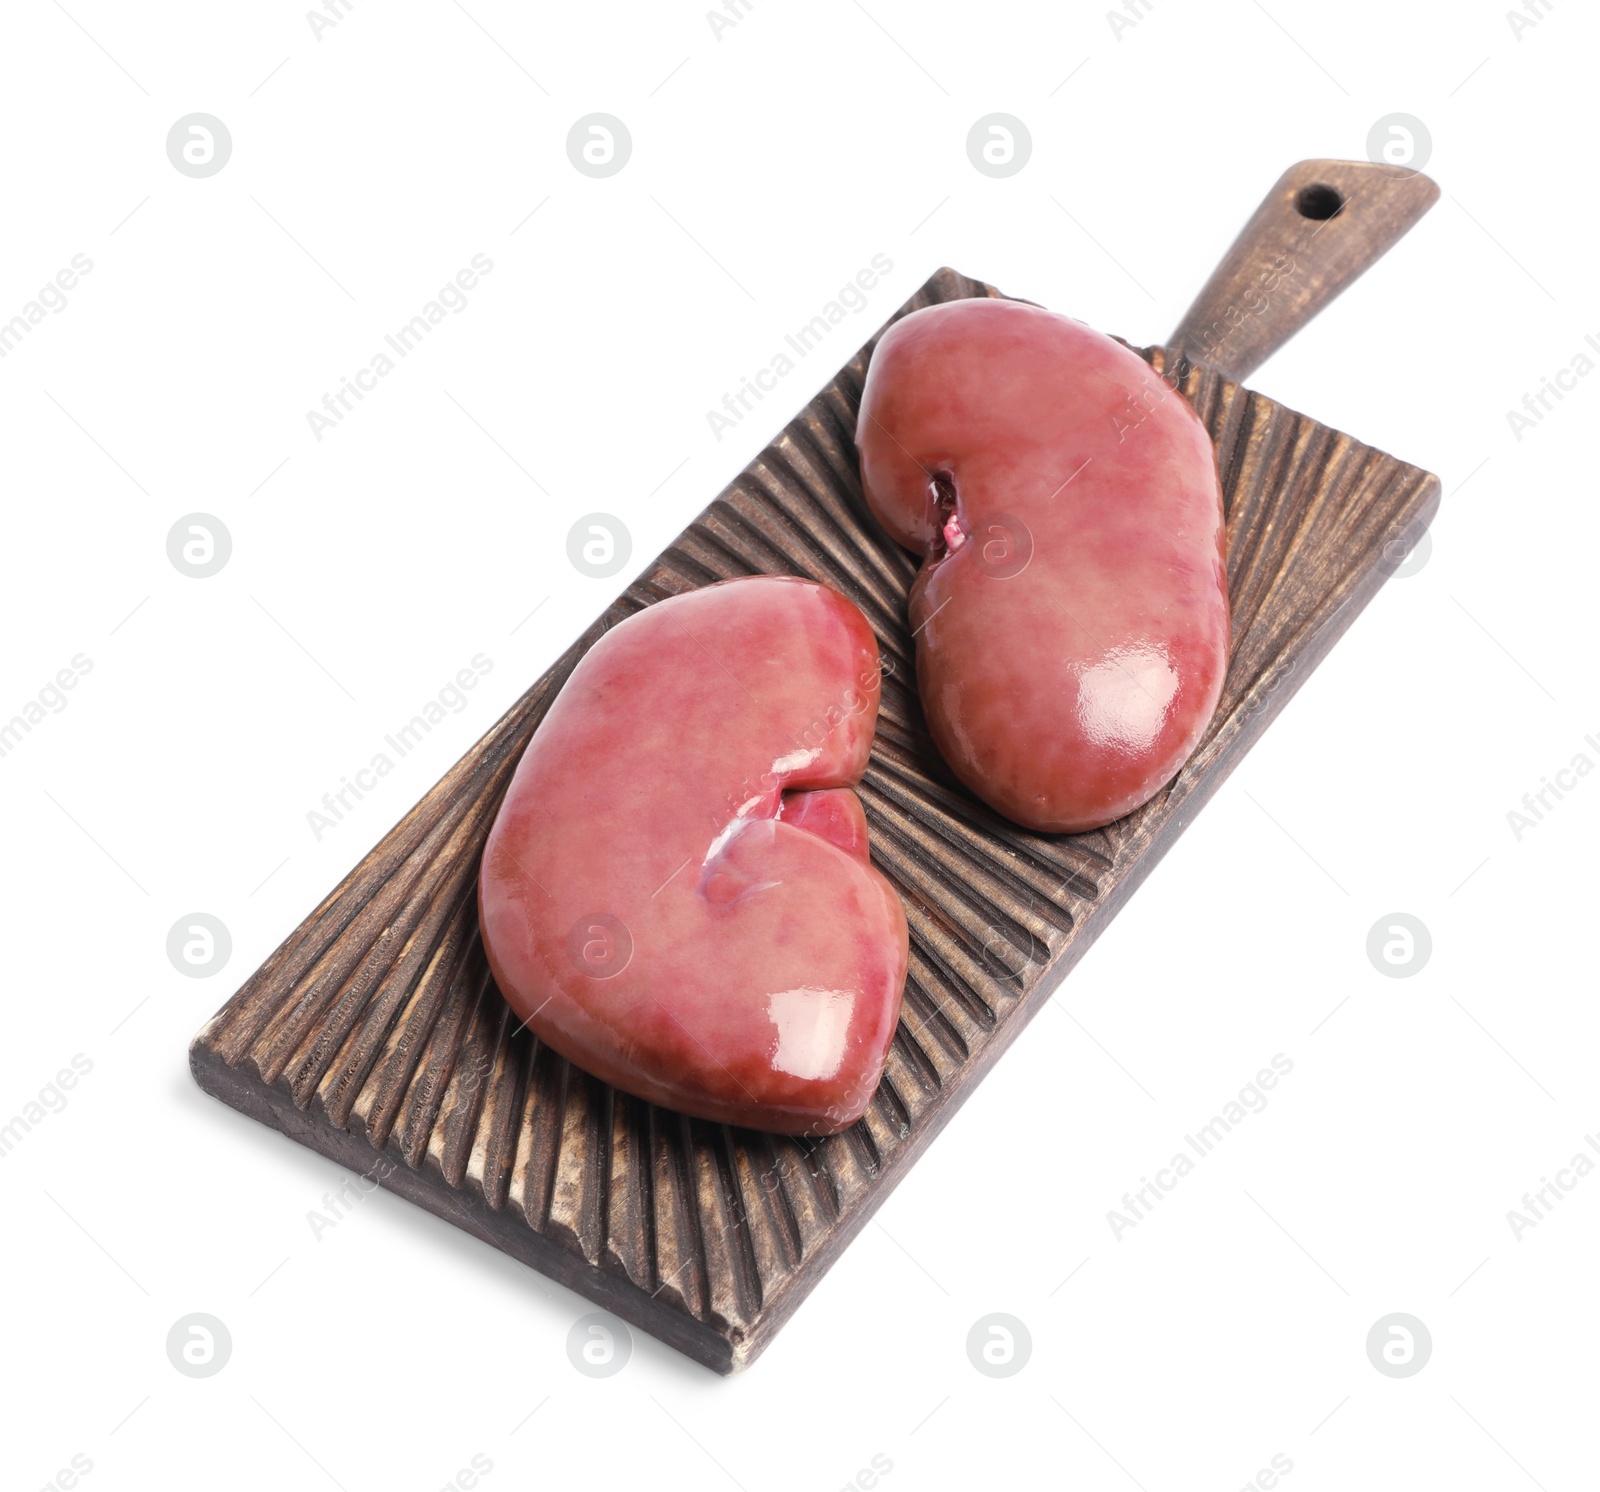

{"left": 1294, "top": 183, "right": 1345, "bottom": 220}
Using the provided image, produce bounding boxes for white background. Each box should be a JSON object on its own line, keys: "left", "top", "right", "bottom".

{"left": 1, "top": 1, "right": 1595, "bottom": 1488}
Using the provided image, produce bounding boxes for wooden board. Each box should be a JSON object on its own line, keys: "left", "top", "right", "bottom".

{"left": 190, "top": 266, "right": 1440, "bottom": 1374}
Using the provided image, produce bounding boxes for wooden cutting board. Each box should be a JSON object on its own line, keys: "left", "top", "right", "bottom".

{"left": 190, "top": 167, "right": 1441, "bottom": 1374}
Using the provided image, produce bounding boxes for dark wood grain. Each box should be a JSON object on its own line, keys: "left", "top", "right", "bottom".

{"left": 190, "top": 266, "right": 1440, "bottom": 1374}
{"left": 1171, "top": 158, "right": 1439, "bottom": 382}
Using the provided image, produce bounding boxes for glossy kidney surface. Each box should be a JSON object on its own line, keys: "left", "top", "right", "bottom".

{"left": 856, "top": 297, "right": 1230, "bottom": 832}
{"left": 479, "top": 575, "right": 909, "bottom": 1135}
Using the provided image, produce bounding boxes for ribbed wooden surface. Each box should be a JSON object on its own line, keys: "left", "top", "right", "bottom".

{"left": 190, "top": 267, "right": 1440, "bottom": 1373}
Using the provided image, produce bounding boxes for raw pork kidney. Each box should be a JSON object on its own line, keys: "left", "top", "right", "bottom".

{"left": 857, "top": 297, "right": 1229, "bottom": 832}
{"left": 479, "top": 575, "right": 908, "bottom": 1135}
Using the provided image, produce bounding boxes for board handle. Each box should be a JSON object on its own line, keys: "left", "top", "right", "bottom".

{"left": 1168, "top": 158, "right": 1438, "bottom": 383}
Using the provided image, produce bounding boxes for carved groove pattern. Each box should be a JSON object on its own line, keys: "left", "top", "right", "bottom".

{"left": 191, "top": 268, "right": 1439, "bottom": 1373}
